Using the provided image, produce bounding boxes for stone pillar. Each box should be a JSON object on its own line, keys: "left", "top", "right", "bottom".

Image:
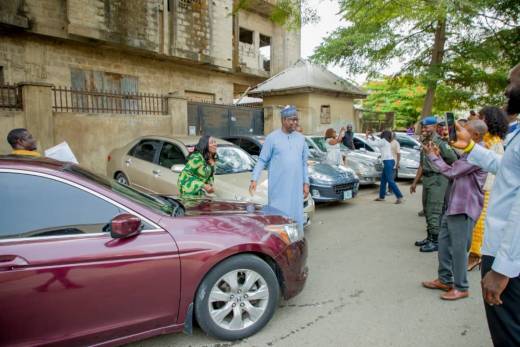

{"left": 167, "top": 92, "right": 188, "bottom": 135}
{"left": 18, "top": 82, "right": 55, "bottom": 152}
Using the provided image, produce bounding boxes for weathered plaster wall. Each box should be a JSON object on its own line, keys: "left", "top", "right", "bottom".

{"left": 53, "top": 112, "right": 173, "bottom": 174}
{"left": 262, "top": 93, "right": 309, "bottom": 133}
{"left": 0, "top": 35, "right": 244, "bottom": 103}
{"left": 0, "top": 111, "right": 25, "bottom": 155}
{"left": 307, "top": 93, "right": 357, "bottom": 134}
{"left": 262, "top": 93, "right": 358, "bottom": 135}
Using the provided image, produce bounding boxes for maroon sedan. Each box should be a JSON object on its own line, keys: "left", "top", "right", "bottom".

{"left": 0, "top": 156, "right": 308, "bottom": 346}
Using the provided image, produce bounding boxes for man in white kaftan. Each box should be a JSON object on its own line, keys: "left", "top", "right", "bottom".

{"left": 250, "top": 106, "right": 310, "bottom": 226}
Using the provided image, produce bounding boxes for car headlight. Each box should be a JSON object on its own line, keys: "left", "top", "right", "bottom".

{"left": 265, "top": 223, "right": 303, "bottom": 244}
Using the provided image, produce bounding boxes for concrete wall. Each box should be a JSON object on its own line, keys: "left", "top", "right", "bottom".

{"left": 53, "top": 113, "right": 173, "bottom": 174}
{"left": 5, "top": 0, "right": 297, "bottom": 78}
{"left": 262, "top": 92, "right": 359, "bottom": 135}
{"left": 262, "top": 94, "right": 309, "bottom": 133}
{"left": 238, "top": 10, "right": 274, "bottom": 76}
{"left": 0, "top": 35, "right": 261, "bottom": 104}
{"left": 0, "top": 111, "right": 25, "bottom": 155}
{"left": 307, "top": 93, "right": 358, "bottom": 134}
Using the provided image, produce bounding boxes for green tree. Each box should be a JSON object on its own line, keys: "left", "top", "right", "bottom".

{"left": 363, "top": 77, "right": 426, "bottom": 128}
{"left": 312, "top": 0, "right": 520, "bottom": 116}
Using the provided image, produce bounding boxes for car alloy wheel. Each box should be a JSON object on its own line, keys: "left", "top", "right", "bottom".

{"left": 195, "top": 254, "right": 279, "bottom": 340}
{"left": 208, "top": 269, "right": 269, "bottom": 331}
{"left": 115, "top": 172, "right": 129, "bottom": 185}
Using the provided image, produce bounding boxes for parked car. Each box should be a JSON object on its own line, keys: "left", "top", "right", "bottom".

{"left": 107, "top": 136, "right": 314, "bottom": 226}
{"left": 0, "top": 156, "right": 308, "bottom": 345}
{"left": 393, "top": 132, "right": 421, "bottom": 150}
{"left": 224, "top": 135, "right": 360, "bottom": 202}
{"left": 353, "top": 134, "right": 420, "bottom": 180}
{"left": 307, "top": 135, "right": 381, "bottom": 185}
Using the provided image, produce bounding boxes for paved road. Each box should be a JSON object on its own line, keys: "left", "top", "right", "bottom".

{"left": 131, "top": 183, "right": 492, "bottom": 347}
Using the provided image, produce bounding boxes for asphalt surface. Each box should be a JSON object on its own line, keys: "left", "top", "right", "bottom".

{"left": 130, "top": 182, "right": 492, "bottom": 347}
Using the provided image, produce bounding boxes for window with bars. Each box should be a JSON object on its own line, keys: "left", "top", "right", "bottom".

{"left": 70, "top": 68, "right": 139, "bottom": 111}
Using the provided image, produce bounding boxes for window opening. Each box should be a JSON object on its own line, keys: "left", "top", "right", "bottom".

{"left": 239, "top": 27, "right": 254, "bottom": 45}
{"left": 259, "top": 34, "right": 271, "bottom": 72}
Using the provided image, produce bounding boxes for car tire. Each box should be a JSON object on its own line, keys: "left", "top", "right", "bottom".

{"left": 115, "top": 172, "right": 129, "bottom": 185}
{"left": 195, "top": 254, "right": 280, "bottom": 341}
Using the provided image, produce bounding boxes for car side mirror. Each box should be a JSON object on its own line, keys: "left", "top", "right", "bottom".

{"left": 171, "top": 164, "right": 185, "bottom": 173}
{"left": 109, "top": 213, "right": 142, "bottom": 239}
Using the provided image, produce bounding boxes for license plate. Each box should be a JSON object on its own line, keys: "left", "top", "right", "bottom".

{"left": 342, "top": 190, "right": 353, "bottom": 200}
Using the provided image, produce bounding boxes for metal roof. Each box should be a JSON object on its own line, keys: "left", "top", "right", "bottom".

{"left": 248, "top": 59, "right": 367, "bottom": 98}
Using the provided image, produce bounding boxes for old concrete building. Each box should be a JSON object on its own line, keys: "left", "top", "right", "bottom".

{"left": 0, "top": 0, "right": 300, "bottom": 103}
{"left": 0, "top": 0, "right": 300, "bottom": 172}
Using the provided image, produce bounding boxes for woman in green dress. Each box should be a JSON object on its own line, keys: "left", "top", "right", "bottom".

{"left": 178, "top": 135, "right": 217, "bottom": 196}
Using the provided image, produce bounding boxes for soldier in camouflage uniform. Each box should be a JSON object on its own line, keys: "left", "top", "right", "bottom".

{"left": 410, "top": 116, "right": 458, "bottom": 252}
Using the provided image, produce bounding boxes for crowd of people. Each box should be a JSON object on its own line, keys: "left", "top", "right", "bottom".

{"left": 5, "top": 62, "right": 519, "bottom": 346}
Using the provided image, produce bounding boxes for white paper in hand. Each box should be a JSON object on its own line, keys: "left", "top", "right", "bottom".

{"left": 44, "top": 142, "right": 79, "bottom": 164}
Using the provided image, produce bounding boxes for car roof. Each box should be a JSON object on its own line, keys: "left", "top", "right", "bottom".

{"left": 134, "top": 135, "right": 233, "bottom": 146}
{"left": 0, "top": 155, "right": 70, "bottom": 171}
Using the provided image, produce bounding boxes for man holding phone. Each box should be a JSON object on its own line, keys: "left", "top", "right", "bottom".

{"left": 451, "top": 63, "right": 520, "bottom": 346}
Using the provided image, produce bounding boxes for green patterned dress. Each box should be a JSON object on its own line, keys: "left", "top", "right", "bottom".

{"left": 178, "top": 152, "right": 215, "bottom": 196}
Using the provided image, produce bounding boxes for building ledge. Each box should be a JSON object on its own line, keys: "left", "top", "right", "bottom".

{"left": 0, "top": 13, "right": 29, "bottom": 29}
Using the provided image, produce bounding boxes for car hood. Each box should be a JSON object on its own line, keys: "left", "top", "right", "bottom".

{"left": 174, "top": 196, "right": 288, "bottom": 222}
{"left": 214, "top": 170, "right": 268, "bottom": 204}
{"left": 309, "top": 162, "right": 356, "bottom": 183}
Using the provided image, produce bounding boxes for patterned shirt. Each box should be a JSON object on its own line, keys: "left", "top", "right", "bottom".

{"left": 178, "top": 152, "right": 215, "bottom": 196}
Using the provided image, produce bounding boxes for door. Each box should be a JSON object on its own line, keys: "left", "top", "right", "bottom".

{"left": 123, "top": 139, "right": 161, "bottom": 192}
{"left": 0, "top": 172, "right": 180, "bottom": 346}
{"left": 150, "top": 141, "right": 188, "bottom": 195}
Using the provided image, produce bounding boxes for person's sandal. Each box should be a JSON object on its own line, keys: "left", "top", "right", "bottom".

{"left": 374, "top": 198, "right": 385, "bottom": 201}
{"left": 395, "top": 198, "right": 403, "bottom": 204}
{"left": 467, "top": 255, "right": 482, "bottom": 271}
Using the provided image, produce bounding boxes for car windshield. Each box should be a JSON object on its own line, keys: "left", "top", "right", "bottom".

{"left": 64, "top": 165, "right": 174, "bottom": 216}
{"left": 396, "top": 134, "right": 420, "bottom": 148}
{"left": 216, "top": 145, "right": 256, "bottom": 175}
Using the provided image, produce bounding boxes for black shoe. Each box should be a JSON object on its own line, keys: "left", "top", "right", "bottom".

{"left": 415, "top": 238, "right": 429, "bottom": 247}
{"left": 418, "top": 210, "right": 425, "bottom": 217}
{"left": 420, "top": 241, "right": 438, "bottom": 252}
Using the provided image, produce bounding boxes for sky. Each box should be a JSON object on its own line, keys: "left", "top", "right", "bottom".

{"left": 300, "top": 0, "right": 400, "bottom": 86}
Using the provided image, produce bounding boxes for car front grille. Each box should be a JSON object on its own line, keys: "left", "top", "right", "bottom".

{"left": 334, "top": 183, "right": 355, "bottom": 194}
{"left": 375, "top": 163, "right": 384, "bottom": 171}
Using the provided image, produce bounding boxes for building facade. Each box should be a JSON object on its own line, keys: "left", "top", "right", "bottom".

{"left": 0, "top": 0, "right": 300, "bottom": 104}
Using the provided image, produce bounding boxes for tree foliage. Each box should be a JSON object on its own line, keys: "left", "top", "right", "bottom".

{"left": 362, "top": 77, "right": 426, "bottom": 128}
{"left": 312, "top": 0, "right": 520, "bottom": 114}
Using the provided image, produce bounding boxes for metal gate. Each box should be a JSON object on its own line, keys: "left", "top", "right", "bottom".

{"left": 188, "top": 102, "right": 264, "bottom": 137}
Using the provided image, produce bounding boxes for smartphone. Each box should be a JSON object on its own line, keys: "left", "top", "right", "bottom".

{"left": 446, "top": 112, "right": 456, "bottom": 142}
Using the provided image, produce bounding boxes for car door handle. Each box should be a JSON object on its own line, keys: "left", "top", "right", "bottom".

{"left": 0, "top": 255, "right": 29, "bottom": 270}
{"left": 152, "top": 169, "right": 161, "bottom": 176}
